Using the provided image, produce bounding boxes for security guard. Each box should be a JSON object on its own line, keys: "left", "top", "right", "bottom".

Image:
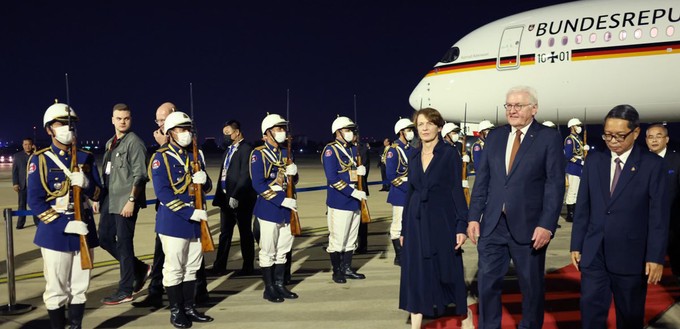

{"left": 28, "top": 102, "right": 103, "bottom": 329}
{"left": 150, "top": 111, "right": 214, "bottom": 328}
{"left": 564, "top": 117, "right": 585, "bottom": 222}
{"left": 322, "top": 116, "right": 367, "bottom": 284}
{"left": 250, "top": 113, "right": 299, "bottom": 303}
{"left": 471, "top": 120, "right": 495, "bottom": 173}
{"left": 385, "top": 118, "right": 415, "bottom": 266}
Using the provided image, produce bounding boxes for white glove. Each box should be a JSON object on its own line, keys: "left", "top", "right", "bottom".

{"left": 462, "top": 155, "right": 470, "bottom": 163}
{"left": 351, "top": 189, "right": 367, "bottom": 201}
{"left": 356, "top": 165, "right": 366, "bottom": 176}
{"left": 401, "top": 176, "right": 408, "bottom": 182}
{"left": 583, "top": 145, "right": 590, "bottom": 151}
{"left": 271, "top": 185, "right": 284, "bottom": 192}
{"left": 69, "top": 171, "right": 90, "bottom": 189}
{"left": 64, "top": 221, "right": 89, "bottom": 235}
{"left": 281, "top": 198, "right": 297, "bottom": 210}
{"left": 192, "top": 171, "right": 207, "bottom": 185}
{"left": 462, "top": 180, "right": 469, "bottom": 188}
{"left": 229, "top": 197, "right": 239, "bottom": 209}
{"left": 190, "top": 209, "right": 208, "bottom": 222}
{"left": 285, "top": 163, "right": 298, "bottom": 176}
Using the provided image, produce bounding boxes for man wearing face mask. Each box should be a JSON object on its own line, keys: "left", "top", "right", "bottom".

{"left": 150, "top": 111, "right": 214, "bottom": 327}
{"left": 385, "top": 118, "right": 415, "bottom": 266}
{"left": 441, "top": 122, "right": 463, "bottom": 156}
{"left": 322, "top": 116, "right": 367, "bottom": 283}
{"left": 28, "top": 102, "right": 103, "bottom": 329}
{"left": 250, "top": 113, "right": 299, "bottom": 303}
{"left": 210, "top": 120, "right": 257, "bottom": 276}
{"left": 564, "top": 118, "right": 585, "bottom": 223}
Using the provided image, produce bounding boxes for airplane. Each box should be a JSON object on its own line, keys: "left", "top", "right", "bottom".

{"left": 409, "top": 0, "right": 680, "bottom": 133}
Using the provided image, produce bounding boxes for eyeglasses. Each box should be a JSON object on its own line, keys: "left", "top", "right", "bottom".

{"left": 602, "top": 129, "right": 634, "bottom": 142}
{"left": 503, "top": 103, "right": 534, "bottom": 111}
{"left": 646, "top": 134, "right": 667, "bottom": 141}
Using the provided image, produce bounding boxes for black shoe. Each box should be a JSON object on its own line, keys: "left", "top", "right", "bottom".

{"left": 261, "top": 266, "right": 284, "bottom": 303}
{"left": 48, "top": 306, "right": 66, "bottom": 329}
{"left": 342, "top": 252, "right": 366, "bottom": 279}
{"left": 391, "top": 239, "right": 402, "bottom": 266}
{"left": 235, "top": 266, "right": 255, "bottom": 276}
{"left": 205, "top": 268, "right": 229, "bottom": 277}
{"left": 184, "top": 307, "right": 214, "bottom": 323}
{"left": 68, "top": 303, "right": 85, "bottom": 329}
{"left": 131, "top": 293, "right": 164, "bottom": 308}
{"left": 133, "top": 264, "right": 152, "bottom": 294}
{"left": 101, "top": 291, "right": 133, "bottom": 305}
{"left": 182, "top": 280, "right": 214, "bottom": 322}
{"left": 330, "top": 252, "right": 346, "bottom": 284}
{"left": 15, "top": 226, "right": 24, "bottom": 230}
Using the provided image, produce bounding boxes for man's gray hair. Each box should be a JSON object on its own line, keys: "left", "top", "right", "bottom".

{"left": 507, "top": 86, "right": 538, "bottom": 105}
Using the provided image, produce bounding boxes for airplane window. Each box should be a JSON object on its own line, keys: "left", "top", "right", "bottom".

{"left": 535, "top": 39, "right": 542, "bottom": 48}
{"left": 440, "top": 47, "right": 460, "bottom": 63}
{"left": 561, "top": 36, "right": 568, "bottom": 46}
{"left": 548, "top": 37, "right": 555, "bottom": 47}
{"left": 604, "top": 32, "right": 612, "bottom": 42}
{"left": 589, "top": 33, "right": 597, "bottom": 43}
{"left": 667, "top": 26, "right": 675, "bottom": 37}
{"left": 575, "top": 34, "right": 583, "bottom": 44}
{"left": 651, "top": 27, "right": 658, "bottom": 38}
{"left": 634, "top": 29, "right": 643, "bottom": 39}
{"left": 619, "top": 30, "right": 627, "bottom": 40}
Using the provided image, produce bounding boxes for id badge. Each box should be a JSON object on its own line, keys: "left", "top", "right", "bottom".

{"left": 54, "top": 191, "right": 70, "bottom": 212}
{"left": 350, "top": 170, "right": 358, "bottom": 182}
{"left": 104, "top": 161, "right": 112, "bottom": 175}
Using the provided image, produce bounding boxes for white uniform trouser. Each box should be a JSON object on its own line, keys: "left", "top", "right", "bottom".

{"left": 41, "top": 248, "right": 93, "bottom": 310}
{"left": 565, "top": 174, "right": 580, "bottom": 205}
{"left": 159, "top": 234, "right": 203, "bottom": 287}
{"left": 326, "top": 207, "right": 360, "bottom": 253}
{"left": 258, "top": 218, "right": 294, "bottom": 268}
{"left": 389, "top": 206, "right": 404, "bottom": 240}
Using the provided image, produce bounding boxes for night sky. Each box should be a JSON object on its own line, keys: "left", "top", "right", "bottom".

{"left": 1, "top": 1, "right": 573, "bottom": 146}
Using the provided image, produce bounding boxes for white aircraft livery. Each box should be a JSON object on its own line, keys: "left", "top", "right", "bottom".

{"left": 409, "top": 0, "right": 680, "bottom": 128}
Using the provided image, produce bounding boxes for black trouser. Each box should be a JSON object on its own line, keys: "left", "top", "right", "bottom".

{"left": 379, "top": 164, "right": 388, "bottom": 189}
{"left": 669, "top": 221, "right": 680, "bottom": 277}
{"left": 214, "top": 201, "right": 255, "bottom": 272}
{"left": 15, "top": 188, "right": 37, "bottom": 228}
{"left": 99, "top": 202, "right": 146, "bottom": 295}
{"left": 148, "top": 233, "right": 165, "bottom": 296}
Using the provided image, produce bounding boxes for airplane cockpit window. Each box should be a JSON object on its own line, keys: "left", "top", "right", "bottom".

{"left": 651, "top": 27, "right": 658, "bottom": 38}
{"left": 619, "top": 30, "right": 627, "bottom": 41}
{"left": 440, "top": 47, "right": 460, "bottom": 63}
{"left": 667, "top": 26, "right": 675, "bottom": 37}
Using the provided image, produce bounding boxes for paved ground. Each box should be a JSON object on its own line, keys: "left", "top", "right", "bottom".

{"left": 0, "top": 155, "right": 678, "bottom": 328}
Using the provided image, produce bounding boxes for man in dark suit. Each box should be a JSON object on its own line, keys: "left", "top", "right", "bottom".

{"left": 211, "top": 120, "right": 257, "bottom": 276}
{"left": 468, "top": 86, "right": 565, "bottom": 329}
{"left": 12, "top": 137, "right": 37, "bottom": 229}
{"left": 646, "top": 123, "right": 680, "bottom": 280}
{"left": 571, "top": 105, "right": 668, "bottom": 329}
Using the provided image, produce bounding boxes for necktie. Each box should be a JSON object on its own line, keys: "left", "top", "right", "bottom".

{"left": 221, "top": 146, "right": 235, "bottom": 191}
{"left": 508, "top": 130, "right": 522, "bottom": 172}
{"left": 610, "top": 157, "right": 622, "bottom": 195}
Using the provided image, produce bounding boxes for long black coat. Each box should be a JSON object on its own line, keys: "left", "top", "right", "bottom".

{"left": 399, "top": 139, "right": 468, "bottom": 317}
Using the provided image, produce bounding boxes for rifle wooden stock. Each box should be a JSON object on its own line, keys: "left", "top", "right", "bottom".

{"left": 583, "top": 127, "right": 588, "bottom": 158}
{"left": 286, "top": 138, "right": 302, "bottom": 236}
{"left": 71, "top": 143, "right": 93, "bottom": 270}
{"left": 192, "top": 137, "right": 215, "bottom": 252}
{"left": 355, "top": 138, "right": 371, "bottom": 224}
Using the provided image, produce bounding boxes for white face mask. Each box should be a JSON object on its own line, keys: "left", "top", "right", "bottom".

{"left": 449, "top": 133, "right": 460, "bottom": 143}
{"left": 274, "top": 131, "right": 287, "bottom": 144}
{"left": 574, "top": 126, "right": 582, "bottom": 134}
{"left": 343, "top": 131, "right": 355, "bottom": 143}
{"left": 404, "top": 130, "right": 415, "bottom": 141}
{"left": 53, "top": 125, "right": 74, "bottom": 145}
{"left": 175, "top": 131, "right": 193, "bottom": 147}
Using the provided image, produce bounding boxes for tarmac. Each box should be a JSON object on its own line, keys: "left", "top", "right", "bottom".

{"left": 0, "top": 154, "right": 679, "bottom": 329}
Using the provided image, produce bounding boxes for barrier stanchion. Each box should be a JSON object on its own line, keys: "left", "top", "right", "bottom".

{"left": 0, "top": 208, "right": 33, "bottom": 315}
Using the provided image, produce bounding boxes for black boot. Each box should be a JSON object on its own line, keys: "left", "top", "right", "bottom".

{"left": 68, "top": 303, "right": 85, "bottom": 329}
{"left": 342, "top": 251, "right": 366, "bottom": 279}
{"left": 391, "top": 239, "right": 402, "bottom": 266}
{"left": 131, "top": 291, "right": 164, "bottom": 308}
{"left": 273, "top": 264, "right": 299, "bottom": 299}
{"left": 330, "top": 252, "right": 346, "bottom": 284}
{"left": 182, "top": 280, "right": 214, "bottom": 322}
{"left": 565, "top": 204, "right": 574, "bottom": 222}
{"left": 48, "top": 306, "right": 66, "bottom": 329}
{"left": 166, "top": 284, "right": 192, "bottom": 328}
{"left": 261, "top": 266, "right": 284, "bottom": 303}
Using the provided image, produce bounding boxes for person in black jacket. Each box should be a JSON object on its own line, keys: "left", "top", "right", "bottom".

{"left": 12, "top": 137, "right": 37, "bottom": 229}
{"left": 210, "top": 120, "right": 257, "bottom": 276}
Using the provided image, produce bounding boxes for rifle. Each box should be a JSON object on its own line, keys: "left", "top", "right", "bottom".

{"left": 583, "top": 108, "right": 588, "bottom": 158}
{"left": 286, "top": 89, "right": 302, "bottom": 236}
{"left": 461, "top": 104, "right": 470, "bottom": 206}
{"left": 353, "top": 94, "right": 371, "bottom": 223}
{"left": 189, "top": 83, "right": 215, "bottom": 252}
{"left": 65, "top": 74, "right": 93, "bottom": 270}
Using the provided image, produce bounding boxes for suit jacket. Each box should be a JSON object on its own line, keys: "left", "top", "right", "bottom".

{"left": 570, "top": 145, "right": 669, "bottom": 274}
{"left": 664, "top": 150, "right": 680, "bottom": 230}
{"left": 12, "top": 150, "right": 32, "bottom": 189}
{"left": 469, "top": 120, "right": 565, "bottom": 243}
{"left": 212, "top": 140, "right": 257, "bottom": 208}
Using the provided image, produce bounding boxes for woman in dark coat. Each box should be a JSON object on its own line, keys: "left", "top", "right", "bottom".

{"left": 399, "top": 108, "right": 469, "bottom": 328}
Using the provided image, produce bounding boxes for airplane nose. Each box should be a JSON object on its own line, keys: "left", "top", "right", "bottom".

{"left": 409, "top": 78, "right": 428, "bottom": 110}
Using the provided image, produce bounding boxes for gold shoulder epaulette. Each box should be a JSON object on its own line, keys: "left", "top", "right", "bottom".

{"left": 34, "top": 147, "right": 50, "bottom": 155}
{"left": 254, "top": 145, "right": 266, "bottom": 151}
{"left": 156, "top": 147, "right": 169, "bottom": 153}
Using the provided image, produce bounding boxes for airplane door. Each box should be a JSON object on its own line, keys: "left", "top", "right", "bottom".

{"left": 497, "top": 26, "right": 524, "bottom": 70}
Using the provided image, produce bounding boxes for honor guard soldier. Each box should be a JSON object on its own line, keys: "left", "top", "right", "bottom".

{"left": 250, "top": 113, "right": 299, "bottom": 303}
{"left": 150, "top": 111, "right": 214, "bottom": 328}
{"left": 471, "top": 120, "right": 495, "bottom": 174}
{"left": 441, "top": 122, "right": 463, "bottom": 156}
{"left": 386, "top": 118, "right": 415, "bottom": 266}
{"left": 322, "top": 116, "right": 367, "bottom": 284}
{"left": 28, "top": 102, "right": 103, "bottom": 329}
{"left": 564, "top": 118, "right": 585, "bottom": 222}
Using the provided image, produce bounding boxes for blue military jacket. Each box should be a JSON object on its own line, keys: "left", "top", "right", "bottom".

{"left": 27, "top": 144, "right": 102, "bottom": 252}
{"left": 471, "top": 138, "right": 485, "bottom": 173}
{"left": 386, "top": 139, "right": 413, "bottom": 206}
{"left": 564, "top": 133, "right": 584, "bottom": 176}
{"left": 150, "top": 143, "right": 211, "bottom": 239}
{"left": 249, "top": 141, "right": 297, "bottom": 223}
{"left": 322, "top": 139, "right": 360, "bottom": 211}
